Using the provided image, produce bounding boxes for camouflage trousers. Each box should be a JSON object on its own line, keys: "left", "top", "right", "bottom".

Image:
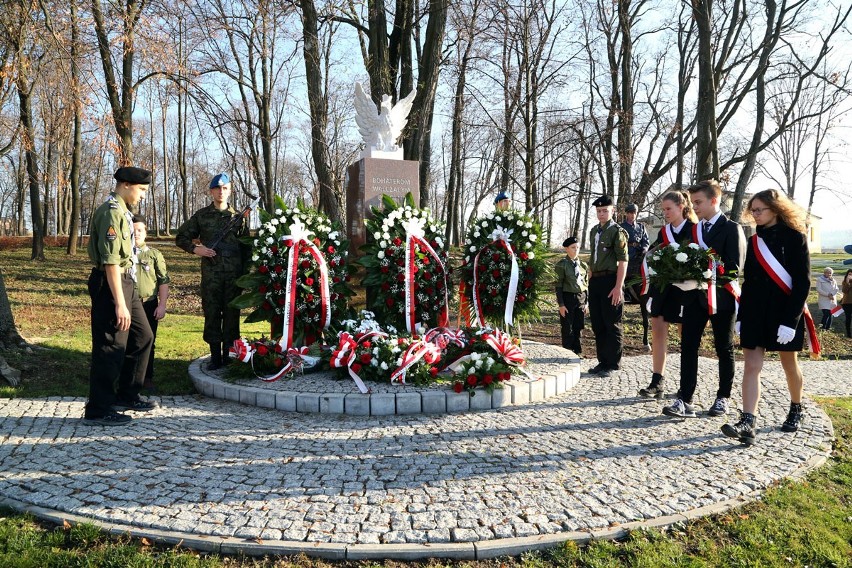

{"left": 201, "top": 270, "right": 242, "bottom": 346}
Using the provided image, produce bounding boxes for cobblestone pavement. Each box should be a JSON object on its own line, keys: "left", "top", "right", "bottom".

{"left": 0, "top": 355, "right": 843, "bottom": 553}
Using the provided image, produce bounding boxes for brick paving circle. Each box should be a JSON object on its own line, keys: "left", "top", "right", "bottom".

{"left": 0, "top": 354, "right": 844, "bottom": 560}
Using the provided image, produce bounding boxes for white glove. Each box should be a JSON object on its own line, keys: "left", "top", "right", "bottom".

{"left": 776, "top": 325, "right": 796, "bottom": 345}
{"left": 734, "top": 321, "right": 741, "bottom": 336}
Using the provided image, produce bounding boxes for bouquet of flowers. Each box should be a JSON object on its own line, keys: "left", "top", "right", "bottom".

{"left": 232, "top": 197, "right": 354, "bottom": 347}
{"left": 646, "top": 242, "right": 721, "bottom": 291}
{"left": 359, "top": 193, "right": 450, "bottom": 333}
{"left": 460, "top": 209, "right": 547, "bottom": 328}
{"left": 228, "top": 337, "right": 322, "bottom": 380}
{"left": 450, "top": 352, "right": 512, "bottom": 395}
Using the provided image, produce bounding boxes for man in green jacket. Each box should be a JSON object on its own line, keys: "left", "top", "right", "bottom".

{"left": 586, "top": 195, "right": 629, "bottom": 377}
{"left": 176, "top": 173, "right": 250, "bottom": 369}
{"left": 554, "top": 236, "right": 588, "bottom": 354}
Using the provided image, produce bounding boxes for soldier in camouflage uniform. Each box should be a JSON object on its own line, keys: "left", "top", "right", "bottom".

{"left": 176, "top": 173, "right": 250, "bottom": 369}
{"left": 132, "top": 215, "right": 170, "bottom": 390}
{"left": 85, "top": 167, "right": 157, "bottom": 426}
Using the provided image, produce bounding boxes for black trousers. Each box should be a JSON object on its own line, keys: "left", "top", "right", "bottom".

{"left": 679, "top": 299, "right": 735, "bottom": 404}
{"left": 844, "top": 304, "right": 851, "bottom": 336}
{"left": 142, "top": 298, "right": 159, "bottom": 384}
{"left": 588, "top": 274, "right": 623, "bottom": 369}
{"left": 87, "top": 269, "right": 153, "bottom": 417}
{"left": 821, "top": 309, "right": 832, "bottom": 330}
{"left": 559, "top": 293, "right": 585, "bottom": 354}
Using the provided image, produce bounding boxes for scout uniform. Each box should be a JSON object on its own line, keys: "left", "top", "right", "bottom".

{"left": 134, "top": 226, "right": 170, "bottom": 387}
{"left": 554, "top": 237, "right": 588, "bottom": 354}
{"left": 175, "top": 173, "right": 250, "bottom": 368}
{"left": 588, "top": 195, "right": 629, "bottom": 373}
{"left": 85, "top": 167, "right": 154, "bottom": 425}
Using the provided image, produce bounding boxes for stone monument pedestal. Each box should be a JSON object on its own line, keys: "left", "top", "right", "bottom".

{"left": 346, "top": 158, "right": 420, "bottom": 253}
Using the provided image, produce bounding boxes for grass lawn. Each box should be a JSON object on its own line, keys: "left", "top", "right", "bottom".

{"left": 0, "top": 241, "right": 851, "bottom": 566}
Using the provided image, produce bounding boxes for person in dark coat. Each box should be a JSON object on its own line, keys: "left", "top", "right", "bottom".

{"left": 669, "top": 179, "right": 746, "bottom": 419}
{"left": 722, "top": 189, "right": 812, "bottom": 445}
{"left": 620, "top": 203, "right": 651, "bottom": 349}
{"left": 637, "top": 190, "right": 696, "bottom": 402}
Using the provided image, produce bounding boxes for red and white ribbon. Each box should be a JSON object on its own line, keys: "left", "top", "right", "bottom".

{"left": 328, "top": 331, "right": 387, "bottom": 393}
{"left": 390, "top": 340, "right": 442, "bottom": 384}
{"left": 424, "top": 327, "right": 468, "bottom": 350}
{"left": 402, "top": 218, "right": 449, "bottom": 334}
{"left": 832, "top": 305, "right": 845, "bottom": 318}
{"left": 691, "top": 224, "right": 719, "bottom": 315}
{"left": 227, "top": 339, "right": 301, "bottom": 382}
{"left": 481, "top": 329, "right": 526, "bottom": 366}
{"left": 471, "top": 226, "right": 520, "bottom": 328}
{"left": 661, "top": 223, "right": 676, "bottom": 246}
{"left": 639, "top": 255, "right": 650, "bottom": 295}
{"left": 751, "top": 234, "right": 820, "bottom": 355}
{"left": 725, "top": 281, "right": 741, "bottom": 317}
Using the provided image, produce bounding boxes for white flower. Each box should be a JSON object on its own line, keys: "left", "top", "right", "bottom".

{"left": 475, "top": 360, "right": 483, "bottom": 368}
{"left": 253, "top": 239, "right": 259, "bottom": 247}
{"left": 373, "top": 347, "right": 380, "bottom": 356}
{"left": 702, "top": 270, "right": 713, "bottom": 279}
{"left": 528, "top": 252, "right": 535, "bottom": 259}
{"left": 380, "top": 241, "right": 388, "bottom": 249}
{"left": 274, "top": 208, "right": 282, "bottom": 215}
{"left": 251, "top": 254, "right": 259, "bottom": 261}
{"left": 647, "top": 266, "right": 657, "bottom": 275}
{"left": 378, "top": 251, "right": 385, "bottom": 259}
{"left": 470, "top": 352, "right": 480, "bottom": 360}
{"left": 392, "top": 346, "right": 401, "bottom": 354}
{"left": 396, "top": 358, "right": 403, "bottom": 366}
{"left": 383, "top": 232, "right": 390, "bottom": 240}
{"left": 688, "top": 243, "right": 700, "bottom": 249}
{"left": 669, "top": 242, "right": 681, "bottom": 250}
{"left": 653, "top": 254, "right": 661, "bottom": 261}
{"left": 464, "top": 256, "right": 470, "bottom": 263}
{"left": 258, "top": 228, "right": 266, "bottom": 236}
{"left": 470, "top": 246, "right": 477, "bottom": 252}
{"left": 329, "top": 231, "right": 338, "bottom": 240}
{"left": 675, "top": 252, "right": 689, "bottom": 263}
{"left": 522, "top": 230, "right": 528, "bottom": 237}
{"left": 374, "top": 232, "right": 381, "bottom": 240}
{"left": 265, "top": 237, "right": 274, "bottom": 245}
{"left": 430, "top": 225, "right": 437, "bottom": 232}
{"left": 480, "top": 221, "right": 488, "bottom": 228}
{"left": 530, "top": 234, "right": 538, "bottom": 242}
{"left": 526, "top": 222, "right": 532, "bottom": 228}
{"left": 415, "top": 323, "right": 427, "bottom": 335}
{"left": 473, "top": 232, "right": 480, "bottom": 238}
{"left": 380, "top": 361, "right": 389, "bottom": 370}
{"left": 495, "top": 215, "right": 502, "bottom": 221}
{"left": 371, "top": 359, "right": 379, "bottom": 367}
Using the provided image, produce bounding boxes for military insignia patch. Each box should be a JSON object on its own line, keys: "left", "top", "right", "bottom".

{"left": 106, "top": 226, "right": 117, "bottom": 241}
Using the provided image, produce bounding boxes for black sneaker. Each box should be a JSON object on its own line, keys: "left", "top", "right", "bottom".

{"left": 662, "top": 398, "right": 697, "bottom": 418}
{"left": 82, "top": 411, "right": 132, "bottom": 426}
{"left": 707, "top": 397, "right": 729, "bottom": 417}
{"left": 721, "top": 412, "right": 756, "bottom": 445}
{"left": 112, "top": 398, "right": 158, "bottom": 412}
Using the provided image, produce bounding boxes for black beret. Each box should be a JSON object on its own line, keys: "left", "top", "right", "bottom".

{"left": 562, "top": 236, "right": 578, "bottom": 247}
{"left": 131, "top": 214, "right": 147, "bottom": 225}
{"left": 591, "top": 194, "right": 613, "bottom": 207}
{"left": 625, "top": 203, "right": 638, "bottom": 213}
{"left": 114, "top": 166, "right": 152, "bottom": 185}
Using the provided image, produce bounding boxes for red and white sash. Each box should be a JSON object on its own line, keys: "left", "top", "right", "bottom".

{"left": 639, "top": 223, "right": 677, "bottom": 295}
{"left": 660, "top": 224, "right": 676, "bottom": 246}
{"left": 751, "top": 234, "right": 820, "bottom": 355}
{"left": 691, "top": 224, "right": 719, "bottom": 314}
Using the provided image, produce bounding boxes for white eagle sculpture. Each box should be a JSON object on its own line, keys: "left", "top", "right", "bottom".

{"left": 354, "top": 82, "right": 416, "bottom": 160}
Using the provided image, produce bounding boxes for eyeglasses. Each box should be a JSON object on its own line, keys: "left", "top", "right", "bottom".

{"left": 750, "top": 207, "right": 770, "bottom": 215}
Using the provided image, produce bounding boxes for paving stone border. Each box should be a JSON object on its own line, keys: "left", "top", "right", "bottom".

{"left": 190, "top": 341, "right": 582, "bottom": 416}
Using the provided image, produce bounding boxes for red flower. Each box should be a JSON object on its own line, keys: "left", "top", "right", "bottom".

{"left": 525, "top": 266, "right": 534, "bottom": 274}
{"left": 517, "top": 294, "right": 526, "bottom": 302}
{"left": 259, "top": 265, "right": 269, "bottom": 274}
{"left": 274, "top": 357, "right": 284, "bottom": 367}
{"left": 423, "top": 271, "right": 432, "bottom": 280}
{"left": 490, "top": 289, "right": 498, "bottom": 296}
{"left": 360, "top": 353, "right": 372, "bottom": 364}
{"left": 331, "top": 292, "right": 338, "bottom": 301}
{"left": 381, "top": 266, "right": 389, "bottom": 273}
{"left": 520, "top": 252, "right": 529, "bottom": 260}
{"left": 300, "top": 260, "right": 311, "bottom": 269}
{"left": 411, "top": 265, "right": 419, "bottom": 274}
{"left": 381, "top": 282, "right": 391, "bottom": 291}
{"left": 256, "top": 344, "right": 269, "bottom": 356}
{"left": 306, "top": 294, "right": 314, "bottom": 302}
{"left": 362, "top": 341, "right": 372, "bottom": 349}
{"left": 305, "top": 277, "right": 315, "bottom": 286}
{"left": 422, "top": 257, "right": 430, "bottom": 265}
{"left": 393, "top": 237, "right": 402, "bottom": 246}
{"left": 453, "top": 382, "right": 464, "bottom": 393}
{"left": 330, "top": 258, "right": 338, "bottom": 267}
{"left": 397, "top": 274, "right": 405, "bottom": 282}
{"left": 386, "top": 297, "right": 395, "bottom": 307}
{"left": 351, "top": 362, "right": 362, "bottom": 374}
{"left": 492, "top": 270, "right": 500, "bottom": 278}
{"left": 277, "top": 298, "right": 286, "bottom": 306}
{"left": 483, "top": 374, "right": 493, "bottom": 385}
{"left": 262, "top": 301, "right": 272, "bottom": 310}
{"left": 492, "top": 253, "right": 501, "bottom": 262}
{"left": 313, "top": 238, "right": 321, "bottom": 246}
{"left": 327, "top": 245, "right": 336, "bottom": 254}
{"left": 397, "top": 259, "right": 405, "bottom": 266}
{"left": 344, "top": 274, "right": 351, "bottom": 281}
{"left": 333, "top": 276, "right": 341, "bottom": 283}
{"left": 426, "top": 287, "right": 435, "bottom": 295}
{"left": 718, "top": 265, "right": 726, "bottom": 275}
{"left": 270, "top": 245, "right": 278, "bottom": 254}
{"left": 466, "top": 374, "right": 478, "bottom": 386}
{"left": 273, "top": 283, "right": 282, "bottom": 291}
{"left": 273, "top": 265, "right": 283, "bottom": 274}
{"left": 523, "top": 280, "right": 533, "bottom": 289}
{"left": 429, "top": 366, "right": 439, "bottom": 377}
{"left": 258, "top": 285, "right": 268, "bottom": 294}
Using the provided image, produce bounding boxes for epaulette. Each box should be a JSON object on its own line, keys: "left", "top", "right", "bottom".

{"left": 106, "top": 194, "right": 119, "bottom": 209}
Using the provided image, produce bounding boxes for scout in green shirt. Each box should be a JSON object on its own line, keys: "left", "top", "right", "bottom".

{"left": 85, "top": 166, "right": 157, "bottom": 426}
{"left": 133, "top": 215, "right": 171, "bottom": 390}
{"left": 586, "top": 194, "right": 629, "bottom": 377}
{"left": 555, "top": 236, "right": 588, "bottom": 354}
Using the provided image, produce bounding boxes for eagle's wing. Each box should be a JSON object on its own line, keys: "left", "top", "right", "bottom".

{"left": 354, "top": 82, "right": 380, "bottom": 146}
{"left": 389, "top": 88, "right": 416, "bottom": 141}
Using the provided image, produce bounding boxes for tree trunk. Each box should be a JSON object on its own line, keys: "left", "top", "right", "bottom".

{"left": 617, "top": 0, "right": 633, "bottom": 205}
{"left": 301, "top": 0, "right": 341, "bottom": 223}
{"left": 17, "top": 81, "right": 45, "bottom": 261}
{"left": 693, "top": 0, "right": 719, "bottom": 180}
{"left": 66, "top": 1, "right": 82, "bottom": 255}
{"left": 0, "top": 265, "right": 23, "bottom": 385}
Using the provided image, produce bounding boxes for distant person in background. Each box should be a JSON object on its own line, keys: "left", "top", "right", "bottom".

{"left": 554, "top": 236, "right": 588, "bottom": 355}
{"left": 721, "top": 189, "right": 812, "bottom": 445}
{"left": 495, "top": 192, "right": 510, "bottom": 211}
{"left": 619, "top": 203, "right": 651, "bottom": 350}
{"left": 132, "top": 215, "right": 170, "bottom": 392}
{"left": 842, "top": 269, "right": 852, "bottom": 338}
{"left": 816, "top": 266, "right": 839, "bottom": 331}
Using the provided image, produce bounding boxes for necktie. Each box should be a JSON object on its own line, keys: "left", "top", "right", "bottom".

{"left": 703, "top": 221, "right": 711, "bottom": 237}
{"left": 125, "top": 210, "right": 138, "bottom": 282}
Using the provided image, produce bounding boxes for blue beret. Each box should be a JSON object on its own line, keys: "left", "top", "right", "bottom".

{"left": 210, "top": 173, "right": 231, "bottom": 188}
{"left": 494, "top": 192, "right": 508, "bottom": 204}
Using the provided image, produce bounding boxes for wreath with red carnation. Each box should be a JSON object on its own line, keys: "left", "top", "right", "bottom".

{"left": 460, "top": 209, "right": 547, "bottom": 328}
{"left": 232, "top": 197, "right": 354, "bottom": 347}
{"left": 358, "top": 194, "right": 451, "bottom": 333}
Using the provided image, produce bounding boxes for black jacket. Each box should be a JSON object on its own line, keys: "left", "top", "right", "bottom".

{"left": 702, "top": 214, "right": 746, "bottom": 313}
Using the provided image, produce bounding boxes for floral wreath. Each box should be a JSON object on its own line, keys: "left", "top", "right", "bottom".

{"left": 359, "top": 193, "right": 450, "bottom": 333}
{"left": 460, "top": 209, "right": 547, "bottom": 328}
{"left": 233, "top": 197, "right": 354, "bottom": 353}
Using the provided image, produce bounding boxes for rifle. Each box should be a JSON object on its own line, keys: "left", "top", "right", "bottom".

{"left": 204, "top": 194, "right": 261, "bottom": 251}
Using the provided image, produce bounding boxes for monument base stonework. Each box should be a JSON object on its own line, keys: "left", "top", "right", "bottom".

{"left": 346, "top": 157, "right": 420, "bottom": 253}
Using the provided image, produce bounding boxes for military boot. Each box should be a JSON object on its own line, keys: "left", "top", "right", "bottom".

{"left": 781, "top": 402, "right": 803, "bottom": 432}
{"left": 721, "top": 412, "right": 756, "bottom": 446}
{"left": 639, "top": 373, "right": 664, "bottom": 399}
{"left": 209, "top": 343, "right": 223, "bottom": 370}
